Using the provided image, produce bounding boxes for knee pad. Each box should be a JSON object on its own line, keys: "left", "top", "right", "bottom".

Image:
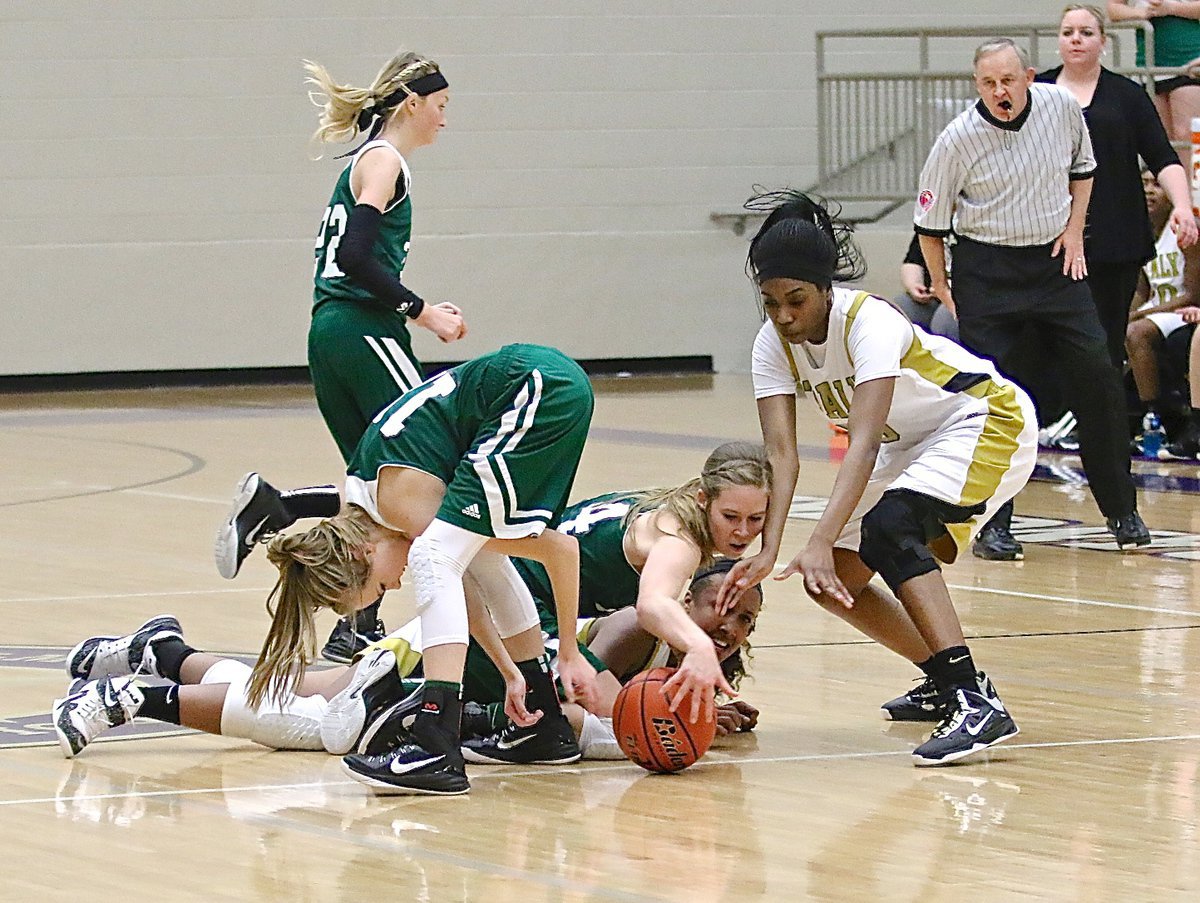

{"left": 409, "top": 519, "right": 487, "bottom": 647}
{"left": 858, "top": 491, "right": 941, "bottom": 594}
{"left": 199, "top": 658, "right": 252, "bottom": 687}
{"left": 217, "top": 667, "right": 327, "bottom": 751}
{"left": 465, "top": 550, "right": 539, "bottom": 638}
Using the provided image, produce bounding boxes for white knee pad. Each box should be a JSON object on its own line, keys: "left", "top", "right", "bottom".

{"left": 466, "top": 550, "right": 539, "bottom": 638}
{"left": 409, "top": 519, "right": 488, "bottom": 648}
{"left": 199, "top": 658, "right": 252, "bottom": 686}
{"left": 215, "top": 665, "right": 327, "bottom": 751}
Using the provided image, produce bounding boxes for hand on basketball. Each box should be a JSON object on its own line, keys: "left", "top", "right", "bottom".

{"left": 415, "top": 301, "right": 468, "bottom": 343}
{"left": 663, "top": 645, "right": 735, "bottom": 724}
{"left": 715, "top": 551, "right": 774, "bottom": 614}
{"left": 779, "top": 540, "right": 854, "bottom": 608}
{"left": 502, "top": 671, "right": 541, "bottom": 728}
{"left": 556, "top": 649, "right": 598, "bottom": 709}
{"left": 715, "top": 700, "right": 759, "bottom": 735}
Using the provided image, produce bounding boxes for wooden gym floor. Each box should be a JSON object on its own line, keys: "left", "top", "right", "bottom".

{"left": 1, "top": 374, "right": 1198, "bottom": 901}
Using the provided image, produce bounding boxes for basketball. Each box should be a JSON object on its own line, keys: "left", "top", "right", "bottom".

{"left": 612, "top": 667, "right": 716, "bottom": 773}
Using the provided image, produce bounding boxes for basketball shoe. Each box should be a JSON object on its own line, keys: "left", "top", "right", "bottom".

{"left": 971, "top": 523, "right": 1024, "bottom": 561}
{"left": 320, "top": 648, "right": 405, "bottom": 754}
{"left": 214, "top": 472, "right": 292, "bottom": 579}
{"left": 66, "top": 615, "right": 182, "bottom": 681}
{"left": 53, "top": 676, "right": 144, "bottom": 759}
{"left": 342, "top": 743, "right": 470, "bottom": 796}
{"left": 356, "top": 687, "right": 425, "bottom": 755}
{"left": 461, "top": 714, "right": 582, "bottom": 765}
{"left": 320, "top": 600, "right": 387, "bottom": 664}
{"left": 912, "top": 685, "right": 1019, "bottom": 766}
{"left": 881, "top": 671, "right": 995, "bottom": 722}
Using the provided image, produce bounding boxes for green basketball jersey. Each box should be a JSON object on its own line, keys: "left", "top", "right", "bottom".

{"left": 1136, "top": 16, "right": 1200, "bottom": 68}
{"left": 312, "top": 140, "right": 413, "bottom": 310}
{"left": 345, "top": 343, "right": 594, "bottom": 540}
{"left": 515, "top": 491, "right": 644, "bottom": 617}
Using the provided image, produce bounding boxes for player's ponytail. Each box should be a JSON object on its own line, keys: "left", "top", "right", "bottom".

{"left": 247, "top": 506, "right": 374, "bottom": 707}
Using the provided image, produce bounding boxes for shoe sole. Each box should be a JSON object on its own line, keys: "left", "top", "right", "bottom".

{"left": 340, "top": 759, "right": 469, "bottom": 796}
{"left": 461, "top": 746, "right": 582, "bottom": 766}
{"left": 52, "top": 698, "right": 82, "bottom": 759}
{"left": 880, "top": 707, "right": 945, "bottom": 723}
{"left": 911, "top": 724, "right": 1020, "bottom": 767}
{"left": 971, "top": 547, "right": 1023, "bottom": 562}
{"left": 65, "top": 615, "right": 183, "bottom": 680}
{"left": 321, "top": 650, "right": 397, "bottom": 754}
{"left": 214, "top": 472, "right": 260, "bottom": 580}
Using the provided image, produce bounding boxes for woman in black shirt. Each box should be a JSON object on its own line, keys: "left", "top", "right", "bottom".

{"left": 1037, "top": 4, "right": 1197, "bottom": 367}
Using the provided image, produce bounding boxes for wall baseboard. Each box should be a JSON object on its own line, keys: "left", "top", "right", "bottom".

{"left": 0, "top": 355, "right": 714, "bottom": 394}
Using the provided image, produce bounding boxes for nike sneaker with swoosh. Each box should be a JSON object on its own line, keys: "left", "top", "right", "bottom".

{"left": 881, "top": 671, "right": 996, "bottom": 722}
{"left": 320, "top": 599, "right": 387, "bottom": 664}
{"left": 912, "top": 686, "right": 1019, "bottom": 766}
{"left": 53, "top": 675, "right": 144, "bottom": 758}
{"left": 461, "top": 713, "right": 581, "bottom": 765}
{"left": 342, "top": 742, "right": 469, "bottom": 796}
{"left": 66, "top": 615, "right": 183, "bottom": 681}
{"left": 214, "top": 472, "right": 292, "bottom": 579}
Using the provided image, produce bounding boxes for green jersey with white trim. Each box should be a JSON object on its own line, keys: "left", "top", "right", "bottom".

{"left": 313, "top": 140, "right": 413, "bottom": 310}
{"left": 515, "top": 491, "right": 643, "bottom": 617}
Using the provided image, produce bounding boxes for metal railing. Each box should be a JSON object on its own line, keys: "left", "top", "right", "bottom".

{"left": 712, "top": 21, "right": 1170, "bottom": 234}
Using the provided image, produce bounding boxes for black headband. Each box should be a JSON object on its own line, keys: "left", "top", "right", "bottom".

{"left": 752, "top": 256, "right": 833, "bottom": 286}
{"left": 355, "top": 70, "right": 450, "bottom": 132}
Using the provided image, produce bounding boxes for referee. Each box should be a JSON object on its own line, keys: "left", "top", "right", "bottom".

{"left": 916, "top": 38, "right": 1149, "bottom": 555}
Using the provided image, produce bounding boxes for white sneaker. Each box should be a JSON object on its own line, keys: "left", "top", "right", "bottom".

{"left": 65, "top": 615, "right": 182, "bottom": 681}
{"left": 320, "top": 648, "right": 401, "bottom": 755}
{"left": 53, "top": 676, "right": 144, "bottom": 759}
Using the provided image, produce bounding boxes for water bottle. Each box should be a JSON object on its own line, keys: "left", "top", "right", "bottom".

{"left": 1141, "top": 412, "right": 1164, "bottom": 459}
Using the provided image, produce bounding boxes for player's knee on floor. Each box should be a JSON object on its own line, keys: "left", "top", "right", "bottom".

{"left": 207, "top": 661, "right": 327, "bottom": 751}
{"left": 858, "top": 491, "right": 941, "bottom": 594}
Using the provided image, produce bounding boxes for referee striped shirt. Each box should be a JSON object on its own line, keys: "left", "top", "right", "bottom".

{"left": 914, "top": 83, "right": 1095, "bottom": 247}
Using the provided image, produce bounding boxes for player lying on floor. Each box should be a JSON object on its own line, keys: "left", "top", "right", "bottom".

{"left": 326, "top": 557, "right": 765, "bottom": 763}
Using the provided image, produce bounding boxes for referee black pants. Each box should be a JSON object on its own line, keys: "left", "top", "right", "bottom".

{"left": 952, "top": 238, "right": 1138, "bottom": 520}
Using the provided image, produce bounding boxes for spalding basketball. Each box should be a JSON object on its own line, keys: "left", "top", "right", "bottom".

{"left": 612, "top": 667, "right": 716, "bottom": 773}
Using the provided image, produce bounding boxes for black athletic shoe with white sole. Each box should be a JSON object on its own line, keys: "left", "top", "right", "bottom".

{"left": 66, "top": 615, "right": 183, "bottom": 681}
{"left": 881, "top": 671, "right": 995, "bottom": 722}
{"left": 342, "top": 743, "right": 469, "bottom": 796}
{"left": 320, "top": 648, "right": 404, "bottom": 754}
{"left": 881, "top": 676, "right": 946, "bottom": 722}
{"left": 357, "top": 686, "right": 425, "bottom": 756}
{"left": 214, "top": 472, "right": 291, "bottom": 579}
{"left": 912, "top": 687, "right": 1019, "bottom": 766}
{"left": 320, "top": 600, "right": 387, "bottom": 664}
{"left": 461, "top": 714, "right": 581, "bottom": 765}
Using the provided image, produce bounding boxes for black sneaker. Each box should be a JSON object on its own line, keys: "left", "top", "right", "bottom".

{"left": 912, "top": 687, "right": 1019, "bottom": 766}
{"left": 881, "top": 676, "right": 947, "bottom": 722}
{"left": 357, "top": 685, "right": 425, "bottom": 755}
{"left": 321, "top": 605, "right": 387, "bottom": 665}
{"left": 971, "top": 524, "right": 1024, "bottom": 561}
{"left": 214, "top": 473, "right": 291, "bottom": 579}
{"left": 342, "top": 743, "right": 469, "bottom": 796}
{"left": 320, "top": 648, "right": 404, "bottom": 754}
{"left": 461, "top": 700, "right": 500, "bottom": 741}
{"left": 1106, "top": 510, "right": 1151, "bottom": 550}
{"left": 881, "top": 672, "right": 994, "bottom": 722}
{"left": 461, "top": 714, "right": 581, "bottom": 765}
